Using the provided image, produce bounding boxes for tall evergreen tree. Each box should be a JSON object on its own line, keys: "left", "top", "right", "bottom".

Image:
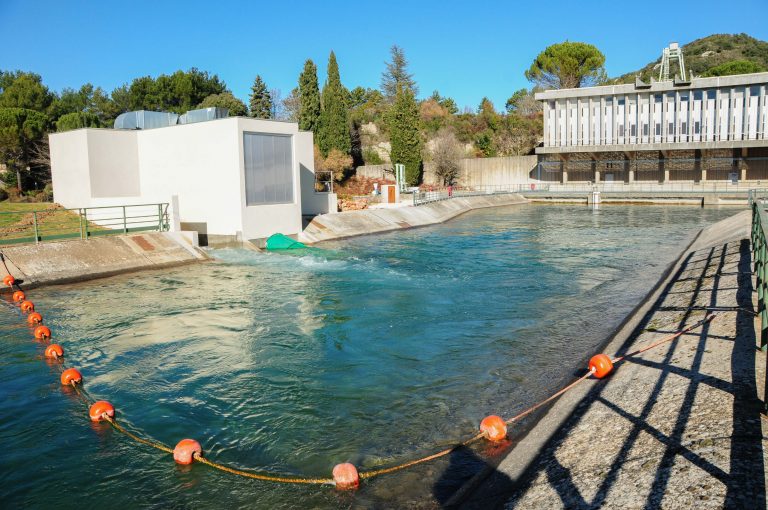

{"left": 381, "top": 45, "right": 418, "bottom": 102}
{"left": 386, "top": 85, "right": 423, "bottom": 186}
{"left": 249, "top": 75, "right": 272, "bottom": 118}
{"left": 298, "top": 59, "right": 321, "bottom": 132}
{"left": 318, "top": 51, "right": 350, "bottom": 156}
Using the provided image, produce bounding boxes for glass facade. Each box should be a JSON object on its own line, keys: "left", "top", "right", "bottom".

{"left": 243, "top": 133, "right": 294, "bottom": 206}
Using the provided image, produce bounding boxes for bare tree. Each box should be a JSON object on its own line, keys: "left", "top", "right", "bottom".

{"left": 430, "top": 129, "right": 463, "bottom": 186}
{"left": 270, "top": 88, "right": 285, "bottom": 120}
{"left": 281, "top": 88, "right": 301, "bottom": 122}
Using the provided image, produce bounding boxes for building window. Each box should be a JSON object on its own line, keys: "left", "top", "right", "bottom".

{"left": 655, "top": 123, "right": 661, "bottom": 136}
{"left": 694, "top": 121, "right": 700, "bottom": 134}
{"left": 643, "top": 124, "right": 649, "bottom": 136}
{"left": 243, "top": 132, "right": 294, "bottom": 206}
{"left": 668, "top": 122, "right": 674, "bottom": 135}
{"left": 630, "top": 124, "right": 636, "bottom": 137}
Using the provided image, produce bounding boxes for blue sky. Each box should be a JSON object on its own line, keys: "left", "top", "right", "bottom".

{"left": 1, "top": 0, "right": 767, "bottom": 111}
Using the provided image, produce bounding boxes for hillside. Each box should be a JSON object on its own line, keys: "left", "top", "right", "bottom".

{"left": 612, "top": 33, "right": 768, "bottom": 84}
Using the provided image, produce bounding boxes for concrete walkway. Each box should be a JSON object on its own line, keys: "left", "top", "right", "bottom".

{"left": 1, "top": 232, "right": 208, "bottom": 288}
{"left": 460, "top": 210, "right": 767, "bottom": 509}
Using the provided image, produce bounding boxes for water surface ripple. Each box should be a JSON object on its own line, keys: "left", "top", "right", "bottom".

{"left": 0, "top": 204, "right": 739, "bottom": 508}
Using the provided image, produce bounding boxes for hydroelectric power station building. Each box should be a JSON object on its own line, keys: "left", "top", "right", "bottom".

{"left": 49, "top": 109, "right": 336, "bottom": 245}
{"left": 535, "top": 72, "right": 768, "bottom": 184}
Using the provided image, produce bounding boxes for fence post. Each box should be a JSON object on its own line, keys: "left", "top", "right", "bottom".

{"left": 84, "top": 208, "right": 89, "bottom": 239}
{"left": 79, "top": 209, "right": 85, "bottom": 240}
{"left": 122, "top": 206, "right": 127, "bottom": 234}
{"left": 32, "top": 212, "right": 39, "bottom": 244}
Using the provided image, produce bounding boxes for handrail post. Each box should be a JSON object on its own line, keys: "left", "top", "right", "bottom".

{"left": 33, "top": 212, "right": 39, "bottom": 244}
{"left": 122, "top": 206, "right": 127, "bottom": 234}
{"left": 79, "top": 208, "right": 85, "bottom": 240}
{"left": 84, "top": 208, "right": 89, "bottom": 239}
{"left": 158, "top": 204, "right": 163, "bottom": 231}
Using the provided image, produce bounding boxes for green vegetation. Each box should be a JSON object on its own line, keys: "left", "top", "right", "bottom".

{"left": 703, "top": 60, "right": 766, "bottom": 77}
{"left": 199, "top": 92, "right": 248, "bottom": 116}
{"left": 298, "top": 59, "right": 321, "bottom": 132}
{"left": 525, "top": 41, "right": 607, "bottom": 89}
{"left": 1, "top": 32, "right": 765, "bottom": 196}
{"left": 381, "top": 45, "right": 418, "bottom": 101}
{"left": 55, "top": 112, "right": 101, "bottom": 132}
{"left": 248, "top": 75, "right": 273, "bottom": 119}
{"left": 318, "top": 52, "right": 351, "bottom": 156}
{"left": 387, "top": 85, "right": 423, "bottom": 185}
{"left": 612, "top": 33, "right": 768, "bottom": 83}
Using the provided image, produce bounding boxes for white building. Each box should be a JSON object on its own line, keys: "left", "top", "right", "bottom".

{"left": 49, "top": 116, "right": 336, "bottom": 245}
{"left": 535, "top": 72, "right": 768, "bottom": 183}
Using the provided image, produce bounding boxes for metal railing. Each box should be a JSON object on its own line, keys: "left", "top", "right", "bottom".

{"left": 525, "top": 182, "right": 768, "bottom": 194}
{"left": 314, "top": 171, "right": 334, "bottom": 193}
{"left": 749, "top": 189, "right": 768, "bottom": 412}
{"left": 0, "top": 203, "right": 169, "bottom": 246}
{"left": 412, "top": 184, "right": 551, "bottom": 206}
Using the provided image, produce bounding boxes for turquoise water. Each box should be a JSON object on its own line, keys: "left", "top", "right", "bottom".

{"left": 0, "top": 204, "right": 740, "bottom": 508}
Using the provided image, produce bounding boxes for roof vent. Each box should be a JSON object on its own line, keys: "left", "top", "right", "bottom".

{"left": 114, "top": 110, "right": 179, "bottom": 130}
{"left": 178, "top": 107, "right": 229, "bottom": 125}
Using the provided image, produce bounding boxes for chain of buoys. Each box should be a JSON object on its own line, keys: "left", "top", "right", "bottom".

{"left": 1, "top": 263, "right": 718, "bottom": 491}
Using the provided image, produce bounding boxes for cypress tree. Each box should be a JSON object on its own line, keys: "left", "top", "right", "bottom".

{"left": 298, "top": 59, "right": 320, "bottom": 132}
{"left": 249, "top": 75, "right": 272, "bottom": 118}
{"left": 317, "top": 51, "right": 351, "bottom": 156}
{"left": 387, "top": 84, "right": 423, "bottom": 186}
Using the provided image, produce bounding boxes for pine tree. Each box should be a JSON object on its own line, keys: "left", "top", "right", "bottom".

{"left": 248, "top": 75, "right": 272, "bottom": 118}
{"left": 298, "top": 59, "right": 321, "bottom": 132}
{"left": 387, "top": 85, "right": 423, "bottom": 186}
{"left": 381, "top": 45, "right": 418, "bottom": 102}
{"left": 318, "top": 51, "right": 350, "bottom": 156}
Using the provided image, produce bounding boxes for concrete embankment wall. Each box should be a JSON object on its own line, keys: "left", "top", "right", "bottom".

{"left": 1, "top": 232, "right": 208, "bottom": 288}
{"left": 355, "top": 155, "right": 538, "bottom": 187}
{"left": 299, "top": 194, "right": 527, "bottom": 244}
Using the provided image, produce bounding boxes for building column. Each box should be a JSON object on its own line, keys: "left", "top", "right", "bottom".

{"left": 741, "top": 147, "right": 748, "bottom": 181}
{"left": 561, "top": 155, "right": 569, "bottom": 183}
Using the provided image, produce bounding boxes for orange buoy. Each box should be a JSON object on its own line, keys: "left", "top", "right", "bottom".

{"left": 34, "top": 325, "right": 51, "bottom": 339}
{"left": 20, "top": 300, "right": 34, "bottom": 312}
{"left": 589, "top": 354, "right": 614, "bottom": 379}
{"left": 60, "top": 367, "right": 82, "bottom": 386}
{"left": 3, "top": 275, "right": 15, "bottom": 287}
{"left": 173, "top": 439, "right": 202, "bottom": 465}
{"left": 27, "top": 312, "right": 43, "bottom": 325}
{"left": 12, "top": 290, "right": 25, "bottom": 302}
{"left": 89, "top": 401, "right": 115, "bottom": 422}
{"left": 45, "top": 344, "right": 64, "bottom": 359}
{"left": 480, "top": 415, "right": 508, "bottom": 442}
{"left": 332, "top": 463, "right": 359, "bottom": 490}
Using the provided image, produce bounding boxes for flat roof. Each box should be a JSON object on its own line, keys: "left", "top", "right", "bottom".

{"left": 535, "top": 72, "right": 768, "bottom": 101}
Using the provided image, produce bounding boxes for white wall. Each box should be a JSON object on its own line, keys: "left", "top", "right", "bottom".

{"left": 297, "top": 131, "right": 337, "bottom": 216}
{"left": 49, "top": 117, "right": 314, "bottom": 241}
{"left": 50, "top": 129, "right": 99, "bottom": 206}
{"left": 138, "top": 118, "right": 244, "bottom": 236}
{"left": 236, "top": 117, "right": 303, "bottom": 240}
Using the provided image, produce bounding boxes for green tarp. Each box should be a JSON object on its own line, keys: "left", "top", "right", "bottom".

{"left": 265, "top": 233, "right": 306, "bottom": 250}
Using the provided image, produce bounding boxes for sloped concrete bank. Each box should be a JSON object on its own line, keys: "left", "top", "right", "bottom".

{"left": 0, "top": 232, "right": 208, "bottom": 289}
{"left": 299, "top": 194, "right": 528, "bottom": 243}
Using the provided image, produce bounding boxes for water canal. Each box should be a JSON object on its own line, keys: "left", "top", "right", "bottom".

{"left": 0, "top": 204, "right": 740, "bottom": 508}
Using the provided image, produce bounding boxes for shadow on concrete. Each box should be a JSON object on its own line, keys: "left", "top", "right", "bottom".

{"left": 433, "top": 445, "right": 514, "bottom": 509}
{"left": 461, "top": 239, "right": 765, "bottom": 509}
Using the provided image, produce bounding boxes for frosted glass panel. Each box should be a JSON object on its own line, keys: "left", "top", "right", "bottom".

{"left": 243, "top": 133, "right": 293, "bottom": 205}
